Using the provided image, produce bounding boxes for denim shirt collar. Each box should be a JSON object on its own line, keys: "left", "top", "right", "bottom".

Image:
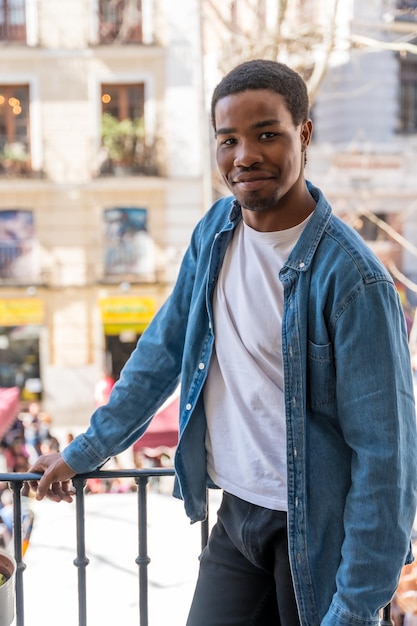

{"left": 227, "top": 180, "right": 333, "bottom": 275}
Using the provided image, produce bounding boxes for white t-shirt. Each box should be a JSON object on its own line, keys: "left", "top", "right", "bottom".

{"left": 204, "top": 216, "right": 310, "bottom": 511}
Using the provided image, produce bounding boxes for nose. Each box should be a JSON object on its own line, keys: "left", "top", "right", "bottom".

{"left": 233, "top": 140, "right": 262, "bottom": 168}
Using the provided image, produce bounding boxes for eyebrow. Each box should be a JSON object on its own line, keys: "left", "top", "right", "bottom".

{"left": 215, "top": 118, "right": 282, "bottom": 137}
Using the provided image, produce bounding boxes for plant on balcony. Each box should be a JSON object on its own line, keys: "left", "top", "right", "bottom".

{"left": 0, "top": 142, "right": 30, "bottom": 176}
{"left": 100, "top": 112, "right": 159, "bottom": 176}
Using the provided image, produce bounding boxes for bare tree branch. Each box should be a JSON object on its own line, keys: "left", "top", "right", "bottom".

{"left": 351, "top": 33, "right": 417, "bottom": 55}
{"left": 359, "top": 208, "right": 417, "bottom": 258}
{"left": 307, "top": 0, "right": 341, "bottom": 102}
{"left": 388, "top": 262, "right": 417, "bottom": 293}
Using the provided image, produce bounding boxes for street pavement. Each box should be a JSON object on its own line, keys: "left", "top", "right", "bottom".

{"left": 12, "top": 480, "right": 222, "bottom": 626}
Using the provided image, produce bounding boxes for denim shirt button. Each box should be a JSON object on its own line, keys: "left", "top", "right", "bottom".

{"left": 198, "top": 362, "right": 205, "bottom": 370}
{"left": 295, "top": 496, "right": 299, "bottom": 507}
{"left": 294, "top": 447, "right": 297, "bottom": 458}
{"left": 298, "top": 261, "right": 305, "bottom": 269}
{"left": 185, "top": 403, "right": 192, "bottom": 410}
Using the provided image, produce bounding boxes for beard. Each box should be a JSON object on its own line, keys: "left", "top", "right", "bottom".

{"left": 234, "top": 189, "right": 282, "bottom": 213}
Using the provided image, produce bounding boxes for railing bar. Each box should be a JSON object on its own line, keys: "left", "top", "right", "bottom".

{"left": 136, "top": 475, "right": 150, "bottom": 626}
{"left": 73, "top": 477, "right": 89, "bottom": 626}
{"left": 0, "top": 468, "right": 175, "bottom": 482}
{"left": 10, "top": 480, "right": 25, "bottom": 626}
{"left": 1, "top": 469, "right": 211, "bottom": 626}
{"left": 380, "top": 603, "right": 394, "bottom": 625}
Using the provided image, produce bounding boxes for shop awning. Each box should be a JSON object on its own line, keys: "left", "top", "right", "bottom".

{"left": 133, "top": 396, "right": 179, "bottom": 451}
{"left": 0, "top": 387, "right": 20, "bottom": 441}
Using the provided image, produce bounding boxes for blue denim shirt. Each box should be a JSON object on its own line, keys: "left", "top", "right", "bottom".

{"left": 64, "top": 181, "right": 417, "bottom": 625}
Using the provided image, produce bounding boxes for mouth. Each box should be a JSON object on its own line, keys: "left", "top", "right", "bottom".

{"left": 231, "top": 174, "right": 274, "bottom": 192}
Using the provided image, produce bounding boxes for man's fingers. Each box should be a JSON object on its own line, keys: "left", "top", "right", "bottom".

{"left": 44, "top": 479, "right": 74, "bottom": 503}
{"left": 37, "top": 471, "right": 74, "bottom": 502}
{"left": 24, "top": 453, "right": 76, "bottom": 502}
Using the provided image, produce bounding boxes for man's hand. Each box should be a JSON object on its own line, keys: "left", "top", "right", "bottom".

{"left": 25, "top": 453, "right": 76, "bottom": 503}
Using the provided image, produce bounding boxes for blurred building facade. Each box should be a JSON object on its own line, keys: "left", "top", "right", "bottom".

{"left": 1, "top": 0, "right": 417, "bottom": 426}
{"left": 308, "top": 0, "right": 417, "bottom": 301}
{"left": 0, "top": 0, "right": 207, "bottom": 424}
{"left": 202, "top": 0, "right": 417, "bottom": 318}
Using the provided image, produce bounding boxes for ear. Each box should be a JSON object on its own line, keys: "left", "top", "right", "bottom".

{"left": 300, "top": 119, "right": 313, "bottom": 152}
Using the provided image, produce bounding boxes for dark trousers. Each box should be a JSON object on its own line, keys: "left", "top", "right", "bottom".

{"left": 186, "top": 492, "right": 301, "bottom": 626}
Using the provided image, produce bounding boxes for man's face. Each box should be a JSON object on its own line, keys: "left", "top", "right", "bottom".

{"left": 214, "top": 89, "right": 312, "bottom": 224}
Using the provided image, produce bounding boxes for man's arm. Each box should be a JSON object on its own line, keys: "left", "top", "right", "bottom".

{"left": 323, "top": 280, "right": 417, "bottom": 624}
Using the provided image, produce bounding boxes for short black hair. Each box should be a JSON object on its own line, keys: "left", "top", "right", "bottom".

{"left": 211, "top": 59, "right": 309, "bottom": 129}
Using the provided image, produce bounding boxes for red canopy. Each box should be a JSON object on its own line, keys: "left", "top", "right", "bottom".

{"left": 133, "top": 396, "right": 179, "bottom": 451}
{"left": 0, "top": 387, "right": 20, "bottom": 441}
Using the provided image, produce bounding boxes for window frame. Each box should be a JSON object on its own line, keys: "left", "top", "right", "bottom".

{"left": 0, "top": 0, "right": 27, "bottom": 43}
{"left": 98, "top": 0, "right": 143, "bottom": 45}
{"left": 398, "top": 53, "right": 417, "bottom": 134}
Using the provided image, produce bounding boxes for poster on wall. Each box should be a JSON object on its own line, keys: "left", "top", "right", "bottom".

{"left": 103, "top": 207, "right": 155, "bottom": 279}
{"left": 0, "top": 210, "right": 36, "bottom": 280}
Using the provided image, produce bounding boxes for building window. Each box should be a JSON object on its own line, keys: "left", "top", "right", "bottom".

{"left": 0, "top": 210, "right": 37, "bottom": 282}
{"left": 0, "top": 0, "right": 26, "bottom": 43}
{"left": 395, "top": 0, "right": 417, "bottom": 22}
{"left": 101, "top": 83, "right": 144, "bottom": 121}
{"left": 0, "top": 85, "right": 30, "bottom": 176}
{"left": 103, "top": 207, "right": 155, "bottom": 280}
{"left": 353, "top": 213, "right": 389, "bottom": 242}
{"left": 398, "top": 55, "right": 417, "bottom": 134}
{"left": 98, "top": 0, "right": 142, "bottom": 44}
{"left": 100, "top": 83, "right": 159, "bottom": 176}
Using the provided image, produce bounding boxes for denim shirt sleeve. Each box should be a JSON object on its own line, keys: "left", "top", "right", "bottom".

{"left": 62, "top": 218, "right": 205, "bottom": 474}
{"left": 320, "top": 279, "right": 417, "bottom": 625}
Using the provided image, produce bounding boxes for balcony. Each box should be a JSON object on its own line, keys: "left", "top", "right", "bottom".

{"left": 0, "top": 468, "right": 210, "bottom": 626}
{"left": 98, "top": 114, "right": 162, "bottom": 178}
{"left": 0, "top": 141, "right": 34, "bottom": 179}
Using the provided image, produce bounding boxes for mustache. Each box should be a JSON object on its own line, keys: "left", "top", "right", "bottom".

{"left": 233, "top": 165, "right": 263, "bottom": 173}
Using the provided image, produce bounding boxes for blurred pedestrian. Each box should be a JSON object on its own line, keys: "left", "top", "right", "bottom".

{"left": 94, "top": 371, "right": 114, "bottom": 408}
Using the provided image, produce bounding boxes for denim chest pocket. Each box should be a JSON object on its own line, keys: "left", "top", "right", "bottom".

{"left": 306, "top": 340, "right": 336, "bottom": 409}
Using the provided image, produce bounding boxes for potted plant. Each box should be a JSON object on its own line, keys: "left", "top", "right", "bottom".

{"left": 0, "top": 142, "right": 29, "bottom": 176}
{"left": 101, "top": 113, "right": 145, "bottom": 174}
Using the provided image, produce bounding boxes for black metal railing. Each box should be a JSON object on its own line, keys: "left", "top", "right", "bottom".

{"left": 0, "top": 468, "right": 208, "bottom": 626}
{"left": 0, "top": 470, "right": 394, "bottom": 626}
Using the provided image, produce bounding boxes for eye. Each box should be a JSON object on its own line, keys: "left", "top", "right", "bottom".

{"left": 260, "top": 131, "right": 277, "bottom": 139}
{"left": 220, "top": 137, "right": 236, "bottom": 146}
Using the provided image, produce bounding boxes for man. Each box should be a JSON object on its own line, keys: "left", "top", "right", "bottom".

{"left": 27, "top": 60, "right": 417, "bottom": 625}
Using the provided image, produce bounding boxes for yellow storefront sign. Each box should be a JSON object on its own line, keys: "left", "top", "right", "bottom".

{"left": 99, "top": 296, "right": 156, "bottom": 335}
{"left": 0, "top": 298, "right": 44, "bottom": 326}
